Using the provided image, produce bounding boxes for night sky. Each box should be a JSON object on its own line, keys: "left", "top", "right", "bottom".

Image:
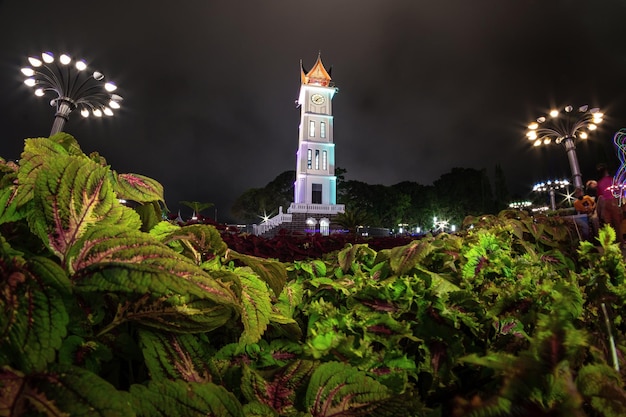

{"left": 1, "top": 0, "right": 626, "bottom": 222}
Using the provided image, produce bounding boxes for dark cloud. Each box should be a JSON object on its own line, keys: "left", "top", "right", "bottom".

{"left": 1, "top": 0, "right": 626, "bottom": 221}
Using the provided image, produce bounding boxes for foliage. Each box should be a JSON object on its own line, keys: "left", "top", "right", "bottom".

{"left": 1, "top": 134, "right": 625, "bottom": 416}
{"left": 230, "top": 170, "right": 294, "bottom": 223}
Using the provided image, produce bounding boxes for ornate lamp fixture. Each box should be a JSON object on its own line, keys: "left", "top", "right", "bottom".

{"left": 526, "top": 105, "right": 603, "bottom": 189}
{"left": 21, "top": 51, "right": 122, "bottom": 135}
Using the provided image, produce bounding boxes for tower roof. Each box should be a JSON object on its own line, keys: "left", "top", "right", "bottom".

{"left": 300, "top": 53, "right": 332, "bottom": 86}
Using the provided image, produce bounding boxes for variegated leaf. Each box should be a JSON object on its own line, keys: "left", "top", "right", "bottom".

{"left": 112, "top": 171, "right": 164, "bottom": 203}
{"left": 389, "top": 240, "right": 432, "bottom": 276}
{"left": 69, "top": 226, "right": 237, "bottom": 305}
{"left": 237, "top": 268, "right": 272, "bottom": 345}
{"left": 226, "top": 250, "right": 287, "bottom": 296}
{"left": 138, "top": 329, "right": 212, "bottom": 382}
{"left": 305, "top": 362, "right": 396, "bottom": 417}
{"left": 162, "top": 223, "right": 228, "bottom": 263}
{"left": 15, "top": 137, "right": 70, "bottom": 208}
{"left": 130, "top": 379, "right": 243, "bottom": 417}
{"left": 29, "top": 155, "right": 141, "bottom": 262}
{"left": 241, "top": 360, "right": 314, "bottom": 415}
{"left": 0, "top": 187, "right": 23, "bottom": 225}
{"left": 0, "top": 256, "right": 70, "bottom": 372}
{"left": 0, "top": 365, "right": 134, "bottom": 417}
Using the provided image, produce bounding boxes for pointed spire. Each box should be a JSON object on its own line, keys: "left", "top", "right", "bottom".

{"left": 301, "top": 52, "right": 331, "bottom": 86}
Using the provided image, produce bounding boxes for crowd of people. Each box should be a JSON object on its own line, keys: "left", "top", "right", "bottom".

{"left": 572, "top": 163, "right": 625, "bottom": 247}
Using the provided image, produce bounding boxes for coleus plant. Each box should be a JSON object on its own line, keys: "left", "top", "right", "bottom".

{"left": 0, "top": 133, "right": 625, "bottom": 416}
{"left": 0, "top": 134, "right": 422, "bottom": 416}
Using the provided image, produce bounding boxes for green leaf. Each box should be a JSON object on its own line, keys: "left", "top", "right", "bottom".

{"left": 0, "top": 365, "right": 135, "bottom": 417}
{"left": 241, "top": 360, "right": 315, "bottom": 415}
{"left": 0, "top": 187, "right": 24, "bottom": 225}
{"left": 138, "top": 330, "right": 212, "bottom": 382}
{"left": 0, "top": 257, "right": 70, "bottom": 372}
{"left": 112, "top": 171, "right": 165, "bottom": 204}
{"left": 69, "top": 226, "right": 238, "bottom": 334}
{"left": 226, "top": 250, "right": 287, "bottom": 296}
{"left": 337, "top": 244, "right": 377, "bottom": 273}
{"left": 28, "top": 155, "right": 141, "bottom": 261}
{"left": 14, "top": 137, "right": 68, "bottom": 207}
{"left": 577, "top": 363, "right": 626, "bottom": 417}
{"left": 130, "top": 379, "right": 244, "bottom": 417}
{"left": 238, "top": 268, "right": 272, "bottom": 345}
{"left": 388, "top": 240, "right": 432, "bottom": 276}
{"left": 305, "top": 361, "right": 400, "bottom": 417}
{"left": 162, "top": 223, "right": 229, "bottom": 264}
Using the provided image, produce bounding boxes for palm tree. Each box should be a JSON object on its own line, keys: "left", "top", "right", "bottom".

{"left": 333, "top": 209, "right": 372, "bottom": 235}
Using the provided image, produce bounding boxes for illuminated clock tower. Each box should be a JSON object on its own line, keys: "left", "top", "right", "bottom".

{"left": 288, "top": 53, "right": 344, "bottom": 223}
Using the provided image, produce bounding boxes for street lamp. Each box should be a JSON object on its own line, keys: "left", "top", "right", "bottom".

{"left": 21, "top": 51, "right": 123, "bottom": 136}
{"left": 508, "top": 200, "right": 532, "bottom": 210}
{"left": 526, "top": 105, "right": 603, "bottom": 190}
{"left": 533, "top": 179, "right": 569, "bottom": 211}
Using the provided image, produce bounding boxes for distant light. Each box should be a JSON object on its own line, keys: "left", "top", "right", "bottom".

{"left": 75, "top": 60, "right": 87, "bottom": 71}
{"left": 549, "top": 109, "right": 559, "bottom": 117}
{"left": 24, "top": 78, "right": 36, "bottom": 87}
{"left": 81, "top": 109, "right": 89, "bottom": 117}
{"left": 104, "top": 82, "right": 117, "bottom": 92}
{"left": 59, "top": 54, "right": 71, "bottom": 65}
{"left": 42, "top": 52, "right": 54, "bottom": 63}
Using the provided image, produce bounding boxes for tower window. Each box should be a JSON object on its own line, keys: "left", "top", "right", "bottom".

{"left": 315, "top": 150, "right": 320, "bottom": 170}
{"left": 320, "top": 122, "right": 326, "bottom": 138}
{"left": 312, "top": 183, "right": 322, "bottom": 204}
{"left": 307, "top": 149, "right": 312, "bottom": 169}
{"left": 322, "top": 150, "right": 327, "bottom": 170}
{"left": 309, "top": 121, "right": 315, "bottom": 137}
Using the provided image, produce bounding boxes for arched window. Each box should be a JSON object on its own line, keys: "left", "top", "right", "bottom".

{"left": 320, "top": 218, "right": 330, "bottom": 236}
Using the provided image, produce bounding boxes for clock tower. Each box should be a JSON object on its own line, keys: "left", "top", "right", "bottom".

{"left": 288, "top": 53, "right": 344, "bottom": 222}
{"left": 253, "top": 53, "right": 344, "bottom": 236}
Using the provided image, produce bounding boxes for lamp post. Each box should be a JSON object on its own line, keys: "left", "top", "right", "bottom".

{"left": 21, "top": 52, "right": 122, "bottom": 136}
{"left": 533, "top": 179, "right": 569, "bottom": 211}
{"left": 526, "top": 105, "right": 603, "bottom": 190}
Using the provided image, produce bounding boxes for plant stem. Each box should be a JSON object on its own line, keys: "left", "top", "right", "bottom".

{"left": 601, "top": 302, "right": 620, "bottom": 372}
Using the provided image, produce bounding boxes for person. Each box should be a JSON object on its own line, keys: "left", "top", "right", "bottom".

{"left": 596, "top": 163, "right": 624, "bottom": 245}
{"left": 585, "top": 180, "right": 600, "bottom": 239}
{"left": 572, "top": 187, "right": 595, "bottom": 240}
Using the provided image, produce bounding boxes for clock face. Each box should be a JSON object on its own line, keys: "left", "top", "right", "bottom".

{"left": 311, "top": 93, "right": 325, "bottom": 105}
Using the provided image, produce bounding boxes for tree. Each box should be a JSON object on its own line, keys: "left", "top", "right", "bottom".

{"left": 332, "top": 209, "right": 372, "bottom": 235}
{"left": 433, "top": 167, "right": 495, "bottom": 226}
{"left": 493, "top": 164, "right": 511, "bottom": 212}
{"left": 180, "top": 201, "right": 214, "bottom": 219}
{"left": 230, "top": 171, "right": 295, "bottom": 223}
